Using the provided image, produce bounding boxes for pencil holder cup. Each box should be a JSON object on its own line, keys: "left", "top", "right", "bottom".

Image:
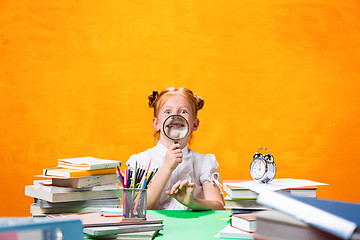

{"left": 122, "top": 188, "right": 147, "bottom": 220}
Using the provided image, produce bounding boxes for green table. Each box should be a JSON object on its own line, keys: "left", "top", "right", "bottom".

{"left": 148, "top": 210, "right": 235, "bottom": 240}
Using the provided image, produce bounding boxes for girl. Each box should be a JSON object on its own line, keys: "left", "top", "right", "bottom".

{"left": 126, "top": 87, "right": 224, "bottom": 210}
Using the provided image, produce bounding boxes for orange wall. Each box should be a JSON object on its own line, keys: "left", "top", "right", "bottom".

{"left": 1, "top": 0, "right": 360, "bottom": 216}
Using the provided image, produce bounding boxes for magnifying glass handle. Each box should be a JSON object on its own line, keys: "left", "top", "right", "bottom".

{"left": 173, "top": 141, "right": 181, "bottom": 150}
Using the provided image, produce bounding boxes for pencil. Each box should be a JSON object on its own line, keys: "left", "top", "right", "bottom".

{"left": 116, "top": 166, "right": 125, "bottom": 187}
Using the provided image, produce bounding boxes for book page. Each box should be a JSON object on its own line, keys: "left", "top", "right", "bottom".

{"left": 58, "top": 157, "right": 120, "bottom": 165}
{"left": 227, "top": 178, "right": 327, "bottom": 193}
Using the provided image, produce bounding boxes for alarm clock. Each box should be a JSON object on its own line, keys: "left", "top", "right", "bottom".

{"left": 249, "top": 148, "right": 276, "bottom": 183}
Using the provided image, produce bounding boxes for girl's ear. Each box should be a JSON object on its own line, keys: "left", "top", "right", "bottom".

{"left": 152, "top": 117, "right": 160, "bottom": 131}
{"left": 192, "top": 118, "right": 200, "bottom": 131}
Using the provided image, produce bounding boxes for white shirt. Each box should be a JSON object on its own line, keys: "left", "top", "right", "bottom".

{"left": 126, "top": 141, "right": 221, "bottom": 210}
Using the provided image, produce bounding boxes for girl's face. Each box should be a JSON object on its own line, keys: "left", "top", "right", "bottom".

{"left": 153, "top": 94, "right": 199, "bottom": 148}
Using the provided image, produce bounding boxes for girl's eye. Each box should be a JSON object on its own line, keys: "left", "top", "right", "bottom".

{"left": 165, "top": 110, "right": 171, "bottom": 114}
{"left": 179, "top": 110, "right": 188, "bottom": 114}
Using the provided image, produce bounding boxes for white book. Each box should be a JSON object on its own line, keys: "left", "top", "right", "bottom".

{"left": 33, "top": 180, "right": 118, "bottom": 193}
{"left": 30, "top": 204, "right": 104, "bottom": 215}
{"left": 231, "top": 213, "right": 256, "bottom": 233}
{"left": 224, "top": 196, "right": 267, "bottom": 210}
{"left": 25, "top": 185, "right": 122, "bottom": 203}
{"left": 84, "top": 230, "right": 160, "bottom": 240}
{"left": 223, "top": 179, "right": 319, "bottom": 199}
{"left": 58, "top": 157, "right": 121, "bottom": 170}
{"left": 51, "top": 174, "right": 119, "bottom": 188}
{"left": 34, "top": 198, "right": 121, "bottom": 208}
{"left": 215, "top": 224, "right": 254, "bottom": 239}
{"left": 84, "top": 224, "right": 164, "bottom": 237}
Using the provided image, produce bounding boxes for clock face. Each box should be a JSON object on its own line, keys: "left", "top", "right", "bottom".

{"left": 250, "top": 159, "right": 266, "bottom": 180}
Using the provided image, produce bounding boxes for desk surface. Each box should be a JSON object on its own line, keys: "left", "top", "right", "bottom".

{"left": 148, "top": 210, "right": 234, "bottom": 240}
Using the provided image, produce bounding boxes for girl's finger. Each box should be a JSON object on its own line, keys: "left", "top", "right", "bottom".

{"left": 170, "top": 181, "right": 182, "bottom": 194}
{"left": 169, "top": 143, "right": 178, "bottom": 151}
{"left": 179, "top": 180, "right": 189, "bottom": 189}
{"left": 170, "top": 143, "right": 181, "bottom": 150}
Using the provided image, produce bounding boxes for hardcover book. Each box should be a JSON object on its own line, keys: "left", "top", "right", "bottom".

{"left": 34, "top": 198, "right": 120, "bottom": 209}
{"left": 48, "top": 212, "right": 164, "bottom": 237}
{"left": 43, "top": 167, "right": 117, "bottom": 178}
{"left": 257, "top": 191, "right": 360, "bottom": 240}
{"left": 215, "top": 224, "right": 254, "bottom": 239}
{"left": 255, "top": 210, "right": 344, "bottom": 240}
{"left": 33, "top": 180, "right": 118, "bottom": 193}
{"left": 25, "top": 185, "right": 122, "bottom": 203}
{"left": 231, "top": 213, "right": 256, "bottom": 233}
{"left": 51, "top": 174, "right": 119, "bottom": 188}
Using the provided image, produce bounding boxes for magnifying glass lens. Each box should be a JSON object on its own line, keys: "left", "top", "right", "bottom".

{"left": 163, "top": 115, "right": 189, "bottom": 143}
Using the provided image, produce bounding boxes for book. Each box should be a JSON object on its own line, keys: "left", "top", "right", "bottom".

{"left": 215, "top": 224, "right": 254, "bottom": 239}
{"left": 223, "top": 183, "right": 258, "bottom": 199}
{"left": 58, "top": 157, "right": 121, "bottom": 170}
{"left": 83, "top": 224, "right": 164, "bottom": 237}
{"left": 48, "top": 212, "right": 164, "bottom": 237}
{"left": 34, "top": 198, "right": 121, "bottom": 208}
{"left": 47, "top": 212, "right": 163, "bottom": 228}
{"left": 51, "top": 174, "right": 119, "bottom": 188}
{"left": 34, "top": 180, "right": 119, "bottom": 193}
{"left": 255, "top": 210, "right": 344, "bottom": 240}
{"left": 25, "top": 185, "right": 122, "bottom": 202}
{"left": 84, "top": 230, "right": 160, "bottom": 239}
{"left": 0, "top": 217, "right": 83, "bottom": 240}
{"left": 256, "top": 191, "right": 360, "bottom": 240}
{"left": 231, "top": 213, "right": 256, "bottom": 233}
{"left": 223, "top": 180, "right": 318, "bottom": 199}
{"left": 30, "top": 204, "right": 103, "bottom": 216}
{"left": 43, "top": 167, "right": 117, "bottom": 178}
{"left": 224, "top": 196, "right": 267, "bottom": 210}
{"left": 231, "top": 209, "right": 263, "bottom": 215}
{"left": 101, "top": 207, "right": 123, "bottom": 216}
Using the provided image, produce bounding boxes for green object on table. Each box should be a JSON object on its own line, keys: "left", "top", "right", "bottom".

{"left": 148, "top": 210, "right": 237, "bottom": 240}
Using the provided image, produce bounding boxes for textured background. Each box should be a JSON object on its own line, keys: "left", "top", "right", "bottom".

{"left": 1, "top": 0, "right": 360, "bottom": 216}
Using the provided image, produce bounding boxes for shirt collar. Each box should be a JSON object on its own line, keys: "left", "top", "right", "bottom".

{"left": 155, "top": 141, "right": 191, "bottom": 158}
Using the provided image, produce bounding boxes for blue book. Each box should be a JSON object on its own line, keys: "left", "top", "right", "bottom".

{"left": 0, "top": 218, "right": 83, "bottom": 240}
{"left": 257, "top": 191, "right": 360, "bottom": 239}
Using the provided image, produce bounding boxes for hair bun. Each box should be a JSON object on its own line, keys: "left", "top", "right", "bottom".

{"left": 148, "top": 90, "right": 159, "bottom": 108}
{"left": 195, "top": 94, "right": 204, "bottom": 111}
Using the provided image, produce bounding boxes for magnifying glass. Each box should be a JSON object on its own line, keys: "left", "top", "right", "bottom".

{"left": 162, "top": 115, "right": 190, "bottom": 144}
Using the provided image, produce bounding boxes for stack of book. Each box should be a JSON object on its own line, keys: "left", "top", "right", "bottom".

{"left": 223, "top": 179, "right": 319, "bottom": 215}
{"left": 215, "top": 179, "right": 327, "bottom": 239}
{"left": 48, "top": 211, "right": 164, "bottom": 240}
{"left": 255, "top": 191, "right": 360, "bottom": 240}
{"left": 25, "top": 157, "right": 123, "bottom": 216}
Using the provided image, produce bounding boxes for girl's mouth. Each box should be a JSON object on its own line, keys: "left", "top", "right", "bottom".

{"left": 166, "top": 122, "right": 185, "bottom": 129}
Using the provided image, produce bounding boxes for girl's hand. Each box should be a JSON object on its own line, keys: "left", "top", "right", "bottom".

{"left": 166, "top": 180, "right": 195, "bottom": 206}
{"left": 163, "top": 143, "right": 182, "bottom": 171}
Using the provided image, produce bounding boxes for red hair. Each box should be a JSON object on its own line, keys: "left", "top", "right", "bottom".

{"left": 148, "top": 87, "right": 204, "bottom": 118}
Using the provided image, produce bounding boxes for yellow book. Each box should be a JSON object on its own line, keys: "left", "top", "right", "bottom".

{"left": 43, "top": 167, "right": 117, "bottom": 178}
